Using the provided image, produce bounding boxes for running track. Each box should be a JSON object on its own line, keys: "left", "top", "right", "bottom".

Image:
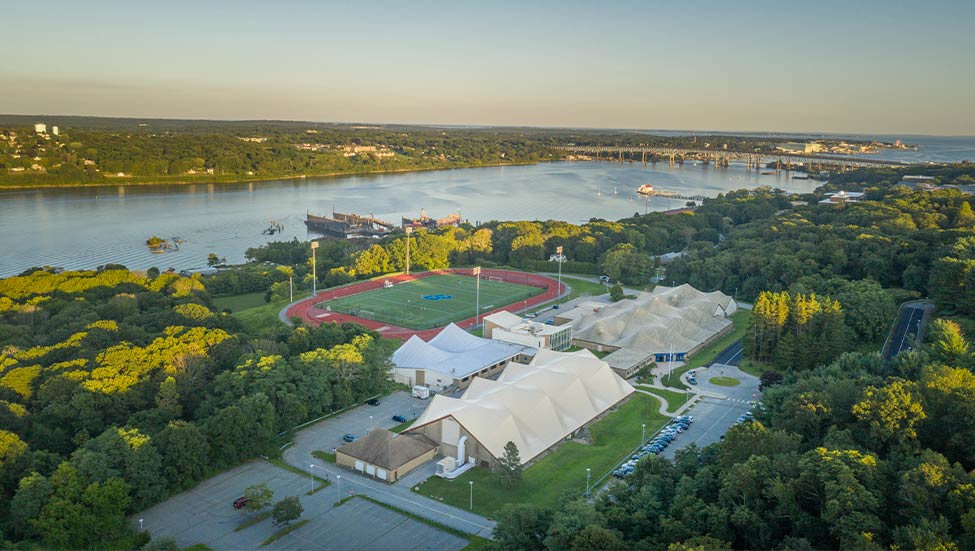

{"left": 284, "top": 269, "right": 565, "bottom": 340}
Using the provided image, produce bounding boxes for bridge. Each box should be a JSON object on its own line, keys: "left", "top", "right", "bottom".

{"left": 556, "top": 145, "right": 915, "bottom": 171}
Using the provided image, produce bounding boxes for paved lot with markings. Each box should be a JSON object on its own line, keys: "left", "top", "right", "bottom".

{"left": 270, "top": 497, "right": 468, "bottom": 551}
{"left": 304, "top": 392, "right": 430, "bottom": 455}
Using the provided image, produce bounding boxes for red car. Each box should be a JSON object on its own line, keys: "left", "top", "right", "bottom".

{"left": 233, "top": 496, "right": 250, "bottom": 509}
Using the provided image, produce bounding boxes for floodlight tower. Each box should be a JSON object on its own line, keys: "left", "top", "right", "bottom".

{"left": 310, "top": 241, "right": 319, "bottom": 296}
{"left": 405, "top": 226, "right": 413, "bottom": 275}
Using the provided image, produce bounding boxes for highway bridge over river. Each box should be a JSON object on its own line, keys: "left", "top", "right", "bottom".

{"left": 557, "top": 145, "right": 916, "bottom": 171}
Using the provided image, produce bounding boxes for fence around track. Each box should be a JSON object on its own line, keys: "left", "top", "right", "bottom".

{"left": 284, "top": 268, "right": 565, "bottom": 340}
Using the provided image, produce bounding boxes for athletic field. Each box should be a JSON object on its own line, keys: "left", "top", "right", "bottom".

{"left": 319, "top": 273, "right": 544, "bottom": 330}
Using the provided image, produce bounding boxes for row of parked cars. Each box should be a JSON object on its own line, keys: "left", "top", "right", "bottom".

{"left": 613, "top": 415, "right": 694, "bottom": 478}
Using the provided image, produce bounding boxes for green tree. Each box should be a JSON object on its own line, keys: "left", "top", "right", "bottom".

{"left": 609, "top": 282, "right": 624, "bottom": 302}
{"left": 495, "top": 441, "right": 522, "bottom": 488}
{"left": 156, "top": 420, "right": 210, "bottom": 489}
{"left": 853, "top": 379, "right": 926, "bottom": 450}
{"left": 927, "top": 319, "right": 971, "bottom": 369}
{"left": 143, "top": 536, "right": 180, "bottom": 551}
{"left": 271, "top": 495, "right": 303, "bottom": 525}
{"left": 155, "top": 376, "right": 182, "bottom": 419}
{"left": 243, "top": 482, "right": 273, "bottom": 511}
{"left": 492, "top": 503, "right": 553, "bottom": 551}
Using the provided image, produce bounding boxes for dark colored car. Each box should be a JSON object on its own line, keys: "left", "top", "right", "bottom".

{"left": 343, "top": 434, "right": 356, "bottom": 442}
{"left": 233, "top": 496, "right": 250, "bottom": 509}
{"left": 392, "top": 415, "right": 408, "bottom": 423}
{"left": 366, "top": 398, "right": 380, "bottom": 406}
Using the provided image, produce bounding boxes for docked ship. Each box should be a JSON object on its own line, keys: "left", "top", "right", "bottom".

{"left": 304, "top": 209, "right": 395, "bottom": 239}
{"left": 402, "top": 209, "right": 462, "bottom": 230}
{"left": 637, "top": 184, "right": 655, "bottom": 195}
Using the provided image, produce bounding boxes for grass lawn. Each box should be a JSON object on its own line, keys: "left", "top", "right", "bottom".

{"left": 560, "top": 276, "right": 608, "bottom": 301}
{"left": 662, "top": 310, "right": 751, "bottom": 390}
{"left": 312, "top": 451, "right": 336, "bottom": 463}
{"left": 738, "top": 359, "right": 770, "bottom": 377}
{"left": 231, "top": 299, "right": 290, "bottom": 335}
{"left": 416, "top": 394, "right": 667, "bottom": 517}
{"left": 320, "top": 274, "right": 542, "bottom": 330}
{"left": 634, "top": 385, "right": 689, "bottom": 413}
{"left": 391, "top": 418, "right": 416, "bottom": 433}
{"left": 709, "top": 376, "right": 740, "bottom": 387}
{"left": 213, "top": 291, "right": 268, "bottom": 312}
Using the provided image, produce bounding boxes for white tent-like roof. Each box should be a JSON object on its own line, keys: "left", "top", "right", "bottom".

{"left": 409, "top": 349, "right": 634, "bottom": 464}
{"left": 391, "top": 323, "right": 529, "bottom": 379}
{"left": 571, "top": 284, "right": 736, "bottom": 353}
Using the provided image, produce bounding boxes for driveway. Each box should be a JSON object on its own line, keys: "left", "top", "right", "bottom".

{"left": 662, "top": 363, "right": 759, "bottom": 457}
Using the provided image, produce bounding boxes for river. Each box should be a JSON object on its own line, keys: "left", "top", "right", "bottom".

{"left": 1, "top": 134, "right": 972, "bottom": 277}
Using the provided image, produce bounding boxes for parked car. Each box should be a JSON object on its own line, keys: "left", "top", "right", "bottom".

{"left": 342, "top": 434, "right": 356, "bottom": 442}
{"left": 366, "top": 398, "right": 381, "bottom": 406}
{"left": 688, "top": 377, "right": 698, "bottom": 385}
{"left": 392, "top": 415, "right": 408, "bottom": 423}
{"left": 545, "top": 318, "right": 554, "bottom": 325}
{"left": 233, "top": 496, "right": 250, "bottom": 509}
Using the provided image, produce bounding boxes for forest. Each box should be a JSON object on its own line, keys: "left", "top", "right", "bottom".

{"left": 0, "top": 268, "right": 394, "bottom": 549}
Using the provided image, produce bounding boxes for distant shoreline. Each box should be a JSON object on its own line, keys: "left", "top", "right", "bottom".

{"left": 0, "top": 160, "right": 549, "bottom": 192}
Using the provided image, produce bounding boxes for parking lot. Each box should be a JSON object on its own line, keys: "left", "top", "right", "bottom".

{"left": 662, "top": 364, "right": 759, "bottom": 458}
{"left": 297, "top": 391, "right": 430, "bottom": 454}
{"left": 134, "top": 459, "right": 472, "bottom": 551}
{"left": 270, "top": 496, "right": 468, "bottom": 551}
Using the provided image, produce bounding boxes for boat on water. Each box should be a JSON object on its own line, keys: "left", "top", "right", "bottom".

{"left": 637, "top": 184, "right": 655, "bottom": 195}
{"left": 304, "top": 209, "right": 395, "bottom": 239}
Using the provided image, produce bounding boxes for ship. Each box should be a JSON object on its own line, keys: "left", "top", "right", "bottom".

{"left": 402, "top": 209, "right": 462, "bottom": 230}
{"left": 304, "top": 209, "right": 395, "bottom": 239}
{"left": 637, "top": 184, "right": 655, "bottom": 195}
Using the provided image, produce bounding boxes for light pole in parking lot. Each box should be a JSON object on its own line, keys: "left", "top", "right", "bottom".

{"left": 585, "top": 467, "right": 591, "bottom": 496}
{"left": 469, "top": 480, "right": 474, "bottom": 510}
{"left": 337, "top": 474, "right": 341, "bottom": 497}
{"left": 642, "top": 423, "right": 646, "bottom": 443}
{"left": 139, "top": 518, "right": 144, "bottom": 530}
{"left": 310, "top": 463, "right": 316, "bottom": 492}
{"left": 369, "top": 415, "right": 374, "bottom": 429}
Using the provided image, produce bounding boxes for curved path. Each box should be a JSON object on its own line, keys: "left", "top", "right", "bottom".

{"left": 284, "top": 268, "right": 564, "bottom": 340}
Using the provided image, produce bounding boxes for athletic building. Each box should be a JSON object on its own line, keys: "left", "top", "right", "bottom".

{"left": 407, "top": 349, "right": 633, "bottom": 468}
{"left": 562, "top": 284, "right": 738, "bottom": 377}
{"left": 482, "top": 310, "right": 573, "bottom": 351}
{"left": 335, "top": 428, "right": 438, "bottom": 483}
{"left": 390, "top": 323, "right": 532, "bottom": 392}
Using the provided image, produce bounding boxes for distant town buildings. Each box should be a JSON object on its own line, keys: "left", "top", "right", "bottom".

{"left": 819, "top": 190, "right": 865, "bottom": 204}
{"left": 33, "top": 123, "right": 46, "bottom": 134}
{"left": 898, "top": 175, "right": 975, "bottom": 195}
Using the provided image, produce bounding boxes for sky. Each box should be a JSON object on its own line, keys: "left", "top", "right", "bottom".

{"left": 2, "top": 0, "right": 974, "bottom": 135}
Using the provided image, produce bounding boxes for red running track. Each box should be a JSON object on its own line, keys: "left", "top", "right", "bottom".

{"left": 284, "top": 268, "right": 565, "bottom": 340}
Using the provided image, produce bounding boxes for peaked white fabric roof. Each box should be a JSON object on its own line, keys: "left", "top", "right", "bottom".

{"left": 572, "top": 284, "right": 736, "bottom": 353}
{"left": 391, "top": 323, "right": 528, "bottom": 379}
{"left": 410, "top": 349, "right": 633, "bottom": 464}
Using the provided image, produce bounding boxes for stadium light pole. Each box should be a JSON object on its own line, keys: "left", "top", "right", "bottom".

{"left": 473, "top": 266, "right": 481, "bottom": 327}
{"left": 310, "top": 241, "right": 319, "bottom": 297}
{"left": 405, "top": 226, "right": 413, "bottom": 275}
{"left": 556, "top": 246, "right": 564, "bottom": 298}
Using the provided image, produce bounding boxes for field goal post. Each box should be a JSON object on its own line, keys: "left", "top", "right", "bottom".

{"left": 358, "top": 310, "right": 375, "bottom": 320}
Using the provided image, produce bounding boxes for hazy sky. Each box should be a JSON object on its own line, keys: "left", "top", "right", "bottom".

{"left": 3, "top": 0, "right": 973, "bottom": 135}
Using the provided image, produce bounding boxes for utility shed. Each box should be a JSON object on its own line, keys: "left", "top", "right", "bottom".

{"left": 335, "top": 428, "right": 438, "bottom": 483}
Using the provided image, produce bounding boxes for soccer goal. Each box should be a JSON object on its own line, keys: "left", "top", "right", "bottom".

{"left": 358, "top": 310, "right": 375, "bottom": 320}
{"left": 482, "top": 275, "right": 503, "bottom": 283}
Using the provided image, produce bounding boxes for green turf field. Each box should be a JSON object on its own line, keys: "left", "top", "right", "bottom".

{"left": 319, "top": 273, "right": 544, "bottom": 330}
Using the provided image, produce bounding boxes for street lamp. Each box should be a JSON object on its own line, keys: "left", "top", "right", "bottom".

{"left": 310, "top": 241, "right": 319, "bottom": 297}
{"left": 310, "top": 463, "right": 316, "bottom": 492}
{"left": 586, "top": 468, "right": 591, "bottom": 496}
{"left": 369, "top": 415, "right": 374, "bottom": 429}
{"left": 556, "top": 246, "right": 564, "bottom": 299}
{"left": 523, "top": 299, "right": 527, "bottom": 315}
{"left": 138, "top": 518, "right": 144, "bottom": 530}
{"left": 469, "top": 480, "right": 474, "bottom": 511}
{"left": 642, "top": 423, "right": 646, "bottom": 443}
{"left": 337, "top": 474, "right": 342, "bottom": 497}
{"left": 405, "top": 226, "right": 413, "bottom": 275}
{"left": 472, "top": 266, "right": 481, "bottom": 326}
